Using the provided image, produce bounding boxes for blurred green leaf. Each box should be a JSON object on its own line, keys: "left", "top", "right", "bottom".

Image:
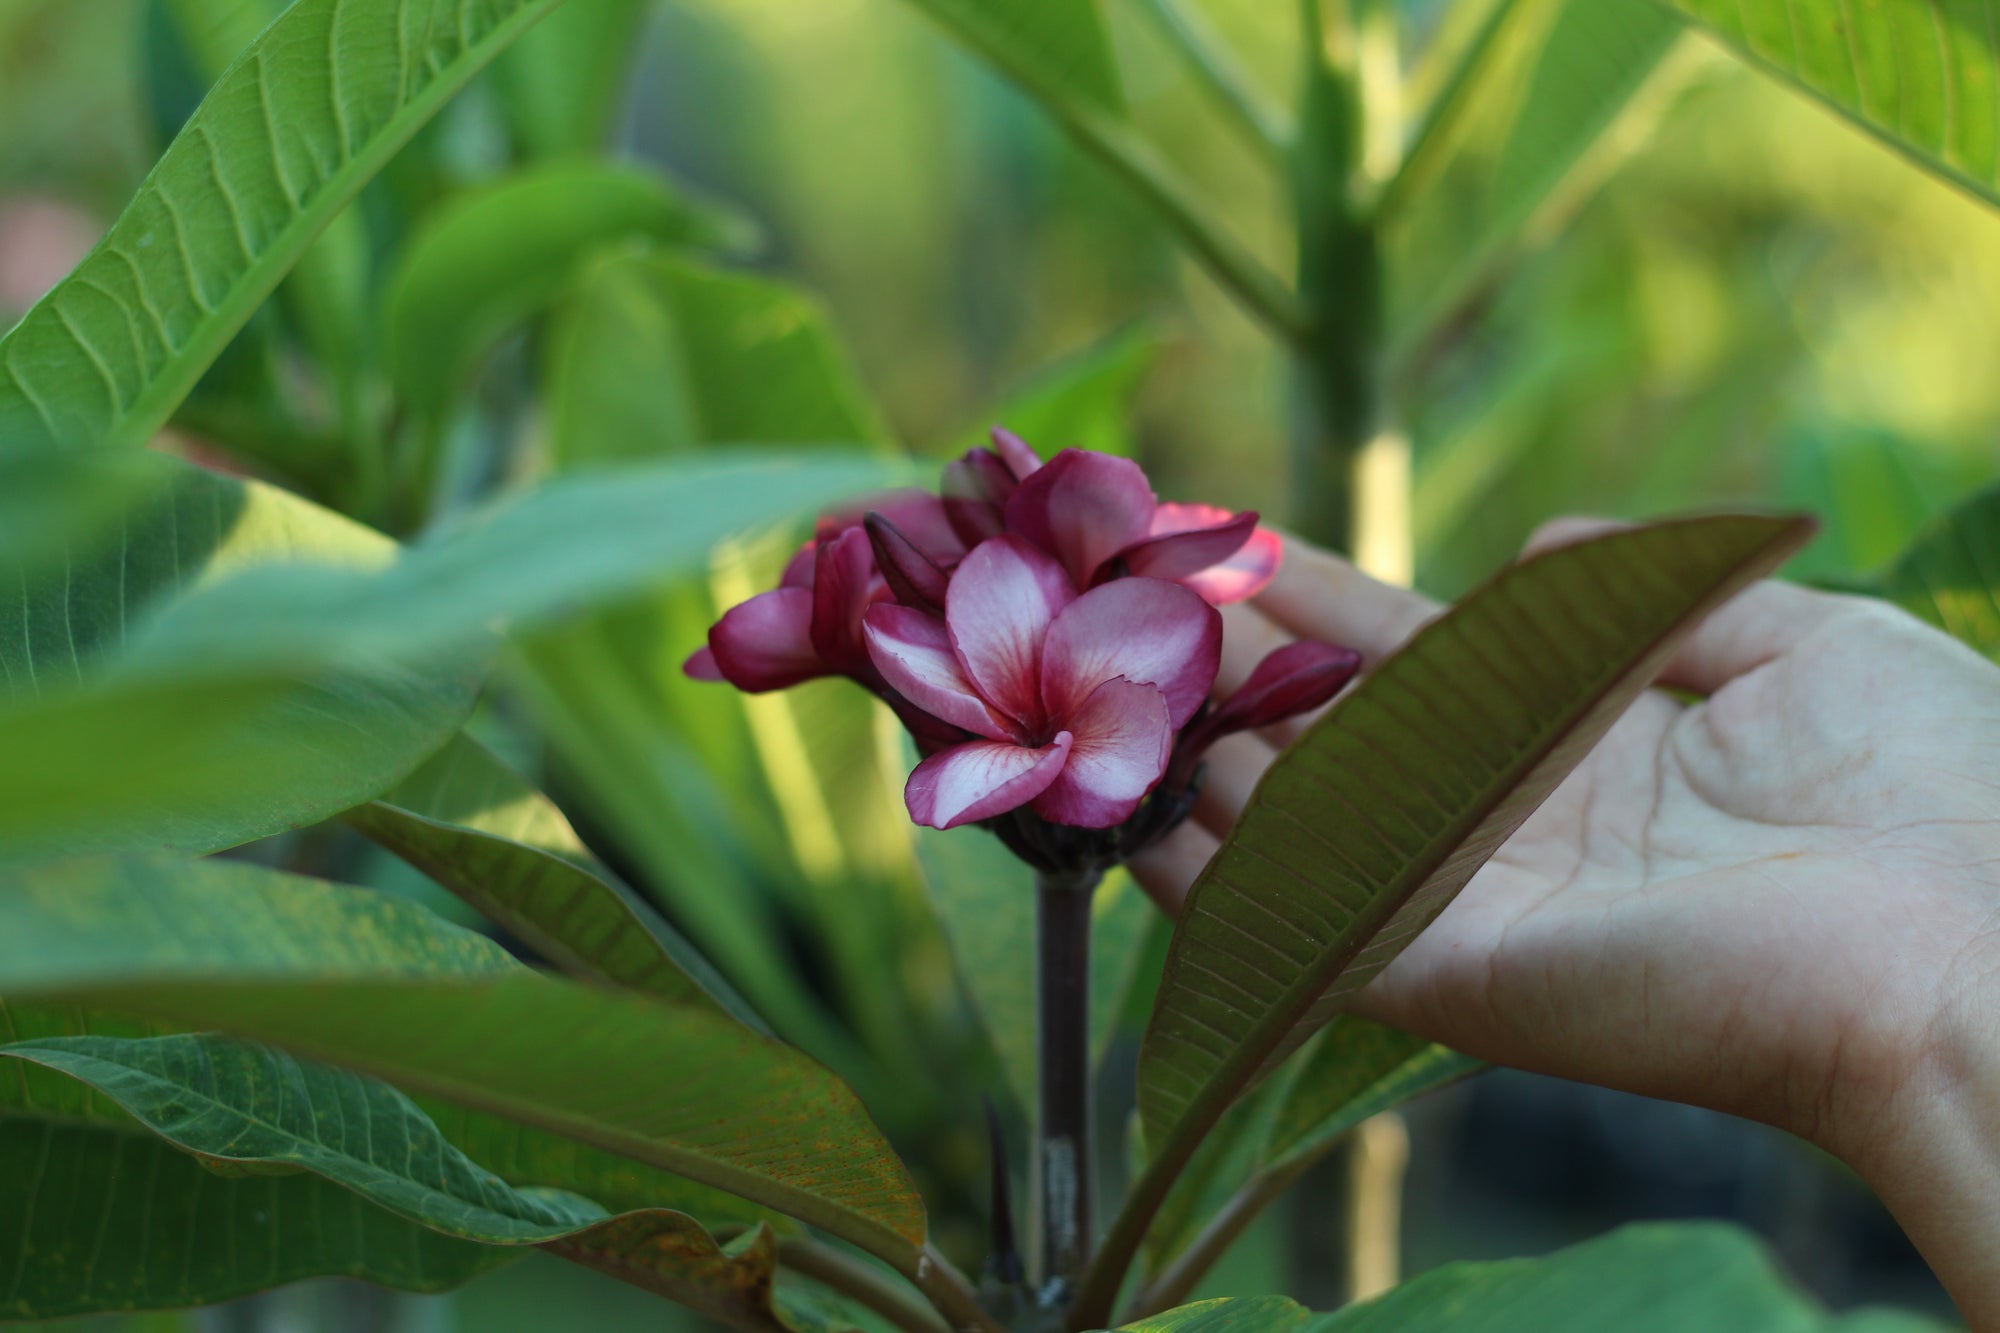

{"left": 3, "top": 1030, "right": 817, "bottom": 1331}
{"left": 348, "top": 731, "right": 765, "bottom": 1028}
{"left": 0, "top": 462, "right": 479, "bottom": 864}
{"left": 1119, "top": 1222, "right": 1936, "bottom": 1332}
{"left": 1078, "top": 516, "right": 1812, "bottom": 1327}
{"left": 1870, "top": 480, "right": 2000, "bottom": 662}
{"left": 1389, "top": 0, "right": 1685, "bottom": 355}
{"left": 491, "top": 0, "right": 655, "bottom": 158}
{"left": 947, "top": 326, "right": 1162, "bottom": 460}
{"left": 0, "top": 853, "right": 931, "bottom": 1265}
{"left": 0, "top": 0, "right": 567, "bottom": 453}
{"left": 895, "top": 0, "right": 1124, "bottom": 116}
{"left": 1259, "top": 1021, "right": 1477, "bottom": 1169}
{"left": 383, "top": 164, "right": 757, "bottom": 428}
{"left": 1660, "top": 0, "right": 2000, "bottom": 214}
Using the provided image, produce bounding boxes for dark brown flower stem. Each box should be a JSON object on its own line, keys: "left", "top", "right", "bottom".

{"left": 1036, "top": 867, "right": 1102, "bottom": 1306}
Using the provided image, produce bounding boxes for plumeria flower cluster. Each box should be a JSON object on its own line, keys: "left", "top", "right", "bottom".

{"left": 686, "top": 430, "right": 1361, "bottom": 873}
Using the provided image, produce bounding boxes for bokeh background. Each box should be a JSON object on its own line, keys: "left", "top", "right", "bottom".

{"left": 4, "top": 0, "right": 1992, "bottom": 1326}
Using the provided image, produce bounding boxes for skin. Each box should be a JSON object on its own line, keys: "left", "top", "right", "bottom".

{"left": 1130, "top": 520, "right": 2000, "bottom": 1326}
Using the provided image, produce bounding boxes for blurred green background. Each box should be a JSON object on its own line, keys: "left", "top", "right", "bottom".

{"left": 3, "top": 0, "right": 1991, "bottom": 1326}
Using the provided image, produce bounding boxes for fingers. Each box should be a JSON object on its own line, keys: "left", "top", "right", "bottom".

{"left": 1255, "top": 532, "right": 1441, "bottom": 661}
{"left": 1518, "top": 514, "right": 1861, "bottom": 694}
{"left": 1190, "top": 732, "right": 1275, "bottom": 833}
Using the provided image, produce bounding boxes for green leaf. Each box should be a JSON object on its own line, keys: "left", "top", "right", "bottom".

{"left": 1658, "top": 0, "right": 2000, "bottom": 213}
{"left": 946, "top": 326, "right": 1162, "bottom": 460}
{"left": 490, "top": 0, "right": 655, "bottom": 158}
{"left": 0, "top": 853, "right": 930, "bottom": 1267}
{"left": 346, "top": 731, "right": 766, "bottom": 1028}
{"left": 0, "top": 0, "right": 568, "bottom": 453}
{"left": 383, "top": 164, "right": 757, "bottom": 426}
{"left": 0, "top": 460, "right": 479, "bottom": 864}
{"left": 1869, "top": 480, "right": 2000, "bottom": 662}
{"left": 896, "top": 0, "right": 1125, "bottom": 116}
{"left": 1120, "top": 1222, "right": 1943, "bottom": 1332}
{"left": 1082, "top": 515, "right": 1811, "bottom": 1327}
{"left": 549, "top": 250, "right": 891, "bottom": 464}
{"left": 1259, "top": 1021, "right": 1478, "bottom": 1169}
{"left": 1, "top": 1029, "right": 823, "bottom": 1331}
{"left": 1389, "top": 0, "right": 1686, "bottom": 354}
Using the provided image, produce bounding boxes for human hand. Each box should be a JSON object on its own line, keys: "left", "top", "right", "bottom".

{"left": 1131, "top": 522, "right": 2000, "bottom": 1322}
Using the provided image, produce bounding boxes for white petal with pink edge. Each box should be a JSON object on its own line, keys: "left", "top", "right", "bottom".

{"left": 1003, "top": 449, "right": 1156, "bottom": 589}
{"left": 945, "top": 535, "right": 1075, "bottom": 732}
{"left": 906, "top": 734, "right": 1074, "bottom": 829}
{"left": 864, "top": 604, "right": 1019, "bottom": 742}
{"left": 1179, "top": 525, "right": 1282, "bottom": 605}
{"left": 1040, "top": 577, "right": 1221, "bottom": 729}
{"left": 1031, "top": 677, "right": 1171, "bottom": 828}
{"left": 703, "top": 587, "right": 824, "bottom": 691}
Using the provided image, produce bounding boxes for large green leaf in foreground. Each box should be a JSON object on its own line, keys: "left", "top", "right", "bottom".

{"left": 1075, "top": 515, "right": 1811, "bottom": 1327}
{"left": 1120, "top": 1222, "right": 1942, "bottom": 1332}
{"left": 0, "top": 855, "right": 928, "bottom": 1266}
{"left": 0, "top": 459, "right": 478, "bottom": 863}
{"left": 1659, "top": 0, "right": 2000, "bottom": 215}
{"left": 347, "top": 732, "right": 765, "bottom": 1029}
{"left": 0, "top": 0, "right": 569, "bottom": 453}
{"left": 0, "top": 1029, "right": 813, "bottom": 1330}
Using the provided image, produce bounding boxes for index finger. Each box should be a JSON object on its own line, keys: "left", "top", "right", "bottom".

{"left": 1254, "top": 531, "right": 1442, "bottom": 660}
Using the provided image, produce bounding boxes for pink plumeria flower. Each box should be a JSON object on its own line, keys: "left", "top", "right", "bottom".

{"left": 1003, "top": 448, "right": 1282, "bottom": 605}
{"left": 863, "top": 536, "right": 1221, "bottom": 830}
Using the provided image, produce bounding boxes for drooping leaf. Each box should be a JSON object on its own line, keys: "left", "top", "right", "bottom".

{"left": 1657, "top": 0, "right": 2000, "bottom": 214}
{"left": 0, "top": 0, "right": 569, "bottom": 453}
{"left": 346, "top": 731, "right": 766, "bottom": 1029}
{"left": 894, "top": 0, "right": 1125, "bottom": 116}
{"left": 382, "top": 164, "right": 757, "bottom": 426}
{"left": 1080, "top": 515, "right": 1811, "bottom": 1327}
{"left": 0, "top": 854, "right": 930, "bottom": 1267}
{"left": 1869, "top": 480, "right": 2000, "bottom": 662}
{"left": 490, "top": 0, "right": 655, "bottom": 158}
{"left": 0, "top": 460, "right": 479, "bottom": 864}
{"left": 1119, "top": 1222, "right": 1942, "bottom": 1332}
{"left": 0, "top": 1029, "right": 828, "bottom": 1330}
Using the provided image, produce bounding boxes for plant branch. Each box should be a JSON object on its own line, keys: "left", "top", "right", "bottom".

{"left": 1129, "top": 0, "right": 1290, "bottom": 160}
{"left": 906, "top": 1242, "right": 1007, "bottom": 1333}
{"left": 1038, "top": 868, "right": 1101, "bottom": 1301}
{"left": 1122, "top": 1159, "right": 1311, "bottom": 1320}
{"left": 778, "top": 1237, "right": 951, "bottom": 1333}
{"left": 1373, "top": 0, "right": 1527, "bottom": 223}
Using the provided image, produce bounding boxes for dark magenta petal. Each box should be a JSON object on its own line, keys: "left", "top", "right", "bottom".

{"left": 1114, "top": 509, "right": 1259, "bottom": 585}
{"left": 1208, "top": 640, "right": 1362, "bottom": 736}
{"left": 989, "top": 426, "right": 1043, "bottom": 481}
{"left": 943, "top": 453, "right": 1011, "bottom": 546}
{"left": 865, "top": 511, "right": 951, "bottom": 613}
{"left": 1003, "top": 448, "right": 1156, "bottom": 589}
{"left": 1040, "top": 576, "right": 1221, "bottom": 730}
{"left": 864, "top": 603, "right": 1019, "bottom": 742}
{"left": 906, "top": 734, "right": 1073, "bottom": 829}
{"left": 809, "top": 526, "right": 883, "bottom": 679}
{"left": 702, "top": 587, "right": 826, "bottom": 692}
{"left": 1179, "top": 525, "right": 1282, "bottom": 605}
{"left": 945, "top": 535, "right": 1076, "bottom": 734}
{"left": 1030, "top": 676, "right": 1172, "bottom": 828}
{"left": 683, "top": 645, "right": 725, "bottom": 681}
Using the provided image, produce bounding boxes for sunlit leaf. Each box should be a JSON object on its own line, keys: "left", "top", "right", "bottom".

{"left": 894, "top": 0, "right": 1124, "bottom": 116}
{"left": 0, "top": 0, "right": 567, "bottom": 453}
{"left": 1658, "top": 0, "right": 2000, "bottom": 213}
{"left": 347, "top": 731, "right": 766, "bottom": 1028}
{"left": 946, "top": 325, "right": 1161, "bottom": 460}
{"left": 0, "top": 854, "right": 930, "bottom": 1266}
{"left": 383, "top": 164, "right": 757, "bottom": 427}
{"left": 490, "top": 0, "right": 655, "bottom": 159}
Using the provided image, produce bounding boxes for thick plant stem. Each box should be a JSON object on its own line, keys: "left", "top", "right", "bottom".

{"left": 1037, "top": 869, "right": 1101, "bottom": 1304}
{"left": 778, "top": 1238, "right": 951, "bottom": 1333}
